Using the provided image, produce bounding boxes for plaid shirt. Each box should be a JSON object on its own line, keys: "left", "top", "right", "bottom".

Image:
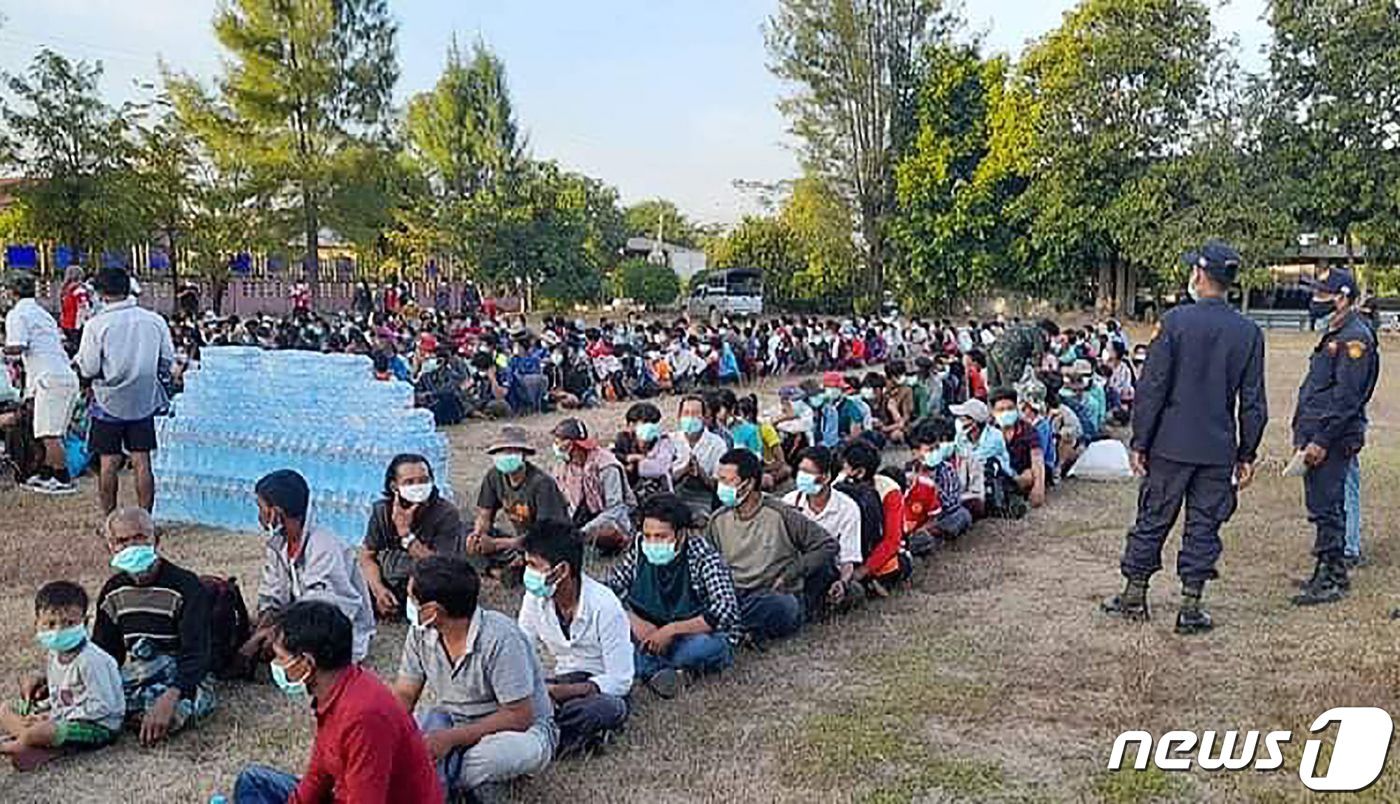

{"left": 607, "top": 529, "right": 742, "bottom": 643}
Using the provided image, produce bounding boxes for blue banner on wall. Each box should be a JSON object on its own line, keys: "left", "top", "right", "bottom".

{"left": 5, "top": 244, "right": 38, "bottom": 269}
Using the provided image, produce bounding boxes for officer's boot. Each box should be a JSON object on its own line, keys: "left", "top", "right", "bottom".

{"left": 1290, "top": 561, "right": 1348, "bottom": 606}
{"left": 1102, "top": 577, "right": 1150, "bottom": 621}
{"left": 1175, "top": 582, "right": 1213, "bottom": 635}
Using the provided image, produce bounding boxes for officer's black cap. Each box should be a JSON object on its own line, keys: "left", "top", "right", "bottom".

{"left": 1182, "top": 240, "right": 1241, "bottom": 285}
{"left": 1301, "top": 268, "right": 1360, "bottom": 299}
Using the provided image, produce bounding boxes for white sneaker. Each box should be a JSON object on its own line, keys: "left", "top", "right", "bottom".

{"left": 21, "top": 475, "right": 50, "bottom": 493}
{"left": 44, "top": 477, "right": 78, "bottom": 496}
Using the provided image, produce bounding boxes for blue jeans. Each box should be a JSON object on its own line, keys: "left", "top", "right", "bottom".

{"left": 737, "top": 590, "right": 804, "bottom": 640}
{"left": 633, "top": 633, "right": 733, "bottom": 679}
{"left": 1345, "top": 454, "right": 1362, "bottom": 558}
{"left": 234, "top": 764, "right": 298, "bottom": 804}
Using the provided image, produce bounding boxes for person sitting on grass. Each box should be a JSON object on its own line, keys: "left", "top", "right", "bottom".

{"left": 614, "top": 401, "right": 677, "bottom": 500}
{"left": 393, "top": 556, "right": 556, "bottom": 800}
{"left": 359, "top": 453, "right": 464, "bottom": 621}
{"left": 782, "top": 446, "right": 865, "bottom": 610}
{"left": 903, "top": 417, "right": 972, "bottom": 548}
{"left": 232, "top": 601, "right": 442, "bottom": 804}
{"left": 1, "top": 581, "right": 123, "bottom": 771}
{"left": 467, "top": 425, "right": 572, "bottom": 583}
{"left": 989, "top": 387, "right": 1047, "bottom": 508}
{"left": 93, "top": 507, "right": 215, "bottom": 746}
{"left": 517, "top": 521, "right": 633, "bottom": 757}
{"left": 835, "top": 440, "right": 911, "bottom": 595}
{"left": 671, "top": 394, "right": 726, "bottom": 522}
{"left": 551, "top": 418, "right": 636, "bottom": 554}
{"left": 707, "top": 448, "right": 839, "bottom": 641}
{"left": 606, "top": 493, "right": 739, "bottom": 699}
{"left": 244, "top": 469, "right": 377, "bottom": 666}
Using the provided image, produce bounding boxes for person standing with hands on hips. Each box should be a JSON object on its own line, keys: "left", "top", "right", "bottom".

{"left": 1290, "top": 268, "right": 1379, "bottom": 607}
{"left": 1102, "top": 241, "right": 1267, "bottom": 634}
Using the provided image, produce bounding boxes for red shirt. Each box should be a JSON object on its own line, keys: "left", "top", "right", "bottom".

{"left": 903, "top": 474, "right": 943, "bottom": 533}
{"left": 60, "top": 281, "right": 90, "bottom": 330}
{"left": 292, "top": 666, "right": 442, "bottom": 804}
{"left": 967, "top": 364, "right": 987, "bottom": 400}
{"left": 862, "top": 475, "right": 905, "bottom": 577}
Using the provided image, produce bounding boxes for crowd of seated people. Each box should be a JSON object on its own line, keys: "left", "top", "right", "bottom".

{"left": 3, "top": 305, "right": 1148, "bottom": 803}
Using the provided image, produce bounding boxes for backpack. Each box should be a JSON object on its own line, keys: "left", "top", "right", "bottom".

{"left": 984, "top": 458, "right": 1028, "bottom": 520}
{"left": 200, "top": 575, "right": 253, "bottom": 680}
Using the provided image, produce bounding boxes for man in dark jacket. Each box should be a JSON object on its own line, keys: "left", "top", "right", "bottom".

{"left": 1103, "top": 241, "right": 1267, "bottom": 634}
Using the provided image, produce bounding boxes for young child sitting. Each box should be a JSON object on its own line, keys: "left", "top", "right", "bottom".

{"left": 1, "top": 581, "right": 124, "bottom": 770}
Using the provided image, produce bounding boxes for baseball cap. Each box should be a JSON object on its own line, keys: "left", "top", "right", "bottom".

{"left": 1183, "top": 240, "right": 1241, "bottom": 285}
{"left": 1301, "top": 268, "right": 1359, "bottom": 299}
{"left": 552, "top": 418, "right": 597, "bottom": 450}
{"left": 949, "top": 398, "right": 990, "bottom": 424}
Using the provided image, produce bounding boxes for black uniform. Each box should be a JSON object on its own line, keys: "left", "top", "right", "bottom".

{"left": 1291, "top": 310, "right": 1379, "bottom": 564}
{"left": 1120, "top": 297, "right": 1267, "bottom": 584}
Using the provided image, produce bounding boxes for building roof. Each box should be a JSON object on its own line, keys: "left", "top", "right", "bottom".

{"left": 624, "top": 236, "right": 702, "bottom": 256}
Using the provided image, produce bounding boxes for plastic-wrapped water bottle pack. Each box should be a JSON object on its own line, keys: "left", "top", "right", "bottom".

{"left": 153, "top": 347, "right": 453, "bottom": 543}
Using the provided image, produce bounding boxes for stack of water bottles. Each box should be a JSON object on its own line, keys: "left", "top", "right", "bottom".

{"left": 153, "top": 347, "right": 452, "bottom": 544}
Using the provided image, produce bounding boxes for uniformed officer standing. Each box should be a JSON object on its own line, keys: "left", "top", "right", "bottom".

{"left": 1290, "top": 268, "right": 1379, "bottom": 606}
{"left": 1103, "top": 241, "right": 1267, "bottom": 634}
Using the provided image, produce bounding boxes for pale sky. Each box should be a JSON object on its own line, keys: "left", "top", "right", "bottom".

{"left": 0, "top": 1, "right": 1271, "bottom": 225}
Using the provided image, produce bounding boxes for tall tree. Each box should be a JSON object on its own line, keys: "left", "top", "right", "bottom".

{"left": 1267, "top": 0, "right": 1400, "bottom": 274}
{"left": 0, "top": 49, "right": 143, "bottom": 261}
{"left": 624, "top": 199, "right": 699, "bottom": 247}
{"left": 892, "top": 43, "right": 1022, "bottom": 310}
{"left": 175, "top": 0, "right": 399, "bottom": 279}
{"left": 766, "top": 0, "right": 951, "bottom": 305}
{"left": 995, "top": 0, "right": 1217, "bottom": 314}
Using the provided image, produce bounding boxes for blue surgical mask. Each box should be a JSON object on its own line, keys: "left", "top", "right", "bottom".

{"left": 679, "top": 416, "right": 704, "bottom": 435}
{"left": 406, "top": 597, "right": 437, "bottom": 631}
{"left": 634, "top": 422, "right": 662, "bottom": 443}
{"left": 996, "top": 410, "right": 1020, "bottom": 428}
{"left": 522, "top": 567, "right": 557, "bottom": 598}
{"left": 642, "top": 540, "right": 678, "bottom": 566}
{"left": 716, "top": 482, "right": 741, "bottom": 508}
{"left": 270, "top": 659, "right": 309, "bottom": 698}
{"left": 493, "top": 453, "right": 525, "bottom": 474}
{"left": 36, "top": 624, "right": 86, "bottom": 654}
{"left": 110, "top": 544, "right": 159, "bottom": 576}
{"left": 552, "top": 444, "right": 569, "bottom": 463}
{"left": 922, "top": 444, "right": 952, "bottom": 468}
{"left": 795, "top": 471, "right": 823, "bottom": 495}
{"left": 860, "top": 388, "right": 877, "bottom": 401}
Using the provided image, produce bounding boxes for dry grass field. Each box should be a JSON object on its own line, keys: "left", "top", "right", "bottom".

{"left": 1, "top": 330, "right": 1398, "bottom": 803}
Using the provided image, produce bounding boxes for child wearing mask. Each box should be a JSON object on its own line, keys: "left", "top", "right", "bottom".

{"left": 1, "top": 581, "right": 124, "bottom": 770}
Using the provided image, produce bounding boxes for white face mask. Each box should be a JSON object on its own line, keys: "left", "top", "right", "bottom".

{"left": 399, "top": 482, "right": 433, "bottom": 504}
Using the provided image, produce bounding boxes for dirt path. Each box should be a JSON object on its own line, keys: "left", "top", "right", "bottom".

{"left": 2, "top": 333, "right": 1399, "bottom": 803}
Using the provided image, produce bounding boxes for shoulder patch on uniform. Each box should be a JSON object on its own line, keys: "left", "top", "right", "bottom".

{"left": 1347, "top": 340, "right": 1367, "bottom": 360}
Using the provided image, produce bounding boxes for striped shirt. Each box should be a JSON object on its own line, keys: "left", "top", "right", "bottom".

{"left": 93, "top": 559, "right": 211, "bottom": 698}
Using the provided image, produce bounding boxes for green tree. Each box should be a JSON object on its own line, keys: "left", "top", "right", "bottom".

{"left": 766, "top": 0, "right": 952, "bottom": 304}
{"left": 0, "top": 49, "right": 143, "bottom": 261}
{"left": 616, "top": 257, "right": 681, "bottom": 307}
{"left": 172, "top": 0, "right": 399, "bottom": 279}
{"left": 624, "top": 199, "right": 699, "bottom": 247}
{"left": 1266, "top": 0, "right": 1400, "bottom": 275}
{"left": 996, "top": 0, "right": 1218, "bottom": 313}
{"left": 892, "top": 43, "right": 1021, "bottom": 310}
{"left": 778, "top": 175, "right": 859, "bottom": 304}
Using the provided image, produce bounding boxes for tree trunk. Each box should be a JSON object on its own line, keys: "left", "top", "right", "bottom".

{"left": 863, "top": 209, "right": 883, "bottom": 310}
{"left": 167, "top": 233, "right": 180, "bottom": 315}
{"left": 1096, "top": 259, "right": 1113, "bottom": 316}
{"left": 303, "top": 186, "right": 319, "bottom": 297}
{"left": 1115, "top": 260, "right": 1134, "bottom": 319}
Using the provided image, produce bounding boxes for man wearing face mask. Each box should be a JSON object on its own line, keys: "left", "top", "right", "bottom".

{"left": 517, "top": 521, "right": 633, "bottom": 756}
{"left": 246, "top": 469, "right": 377, "bottom": 665}
{"left": 606, "top": 493, "right": 739, "bottom": 698}
{"left": 92, "top": 507, "right": 215, "bottom": 746}
{"left": 989, "top": 388, "right": 1046, "bottom": 507}
{"left": 1103, "top": 240, "right": 1266, "bottom": 633}
{"left": 233, "top": 601, "right": 441, "bottom": 804}
{"left": 1290, "top": 268, "right": 1379, "bottom": 606}
{"left": 782, "top": 447, "right": 864, "bottom": 608}
{"left": 551, "top": 418, "right": 636, "bottom": 553}
{"left": 707, "top": 449, "right": 839, "bottom": 641}
{"left": 360, "top": 454, "right": 464, "bottom": 620}
{"left": 467, "top": 426, "right": 571, "bottom": 579}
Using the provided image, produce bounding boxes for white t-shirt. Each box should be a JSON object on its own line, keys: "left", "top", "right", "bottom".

{"left": 517, "top": 575, "right": 634, "bottom": 698}
{"left": 783, "top": 487, "right": 864, "bottom": 566}
{"left": 5, "top": 298, "right": 77, "bottom": 396}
